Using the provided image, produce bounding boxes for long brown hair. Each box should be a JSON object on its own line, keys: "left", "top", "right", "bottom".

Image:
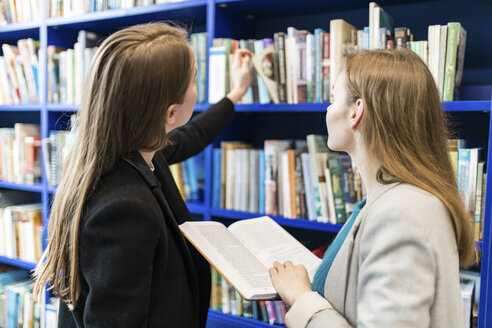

{"left": 33, "top": 22, "right": 194, "bottom": 308}
{"left": 343, "top": 49, "right": 476, "bottom": 268}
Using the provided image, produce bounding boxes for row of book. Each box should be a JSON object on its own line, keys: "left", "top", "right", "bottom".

{"left": 170, "top": 151, "right": 205, "bottom": 202}
{"left": 47, "top": 30, "right": 99, "bottom": 105}
{"left": 46, "top": 129, "right": 73, "bottom": 187}
{"left": 0, "top": 191, "right": 43, "bottom": 263}
{"left": 450, "top": 140, "right": 487, "bottom": 242}
{"left": 0, "top": 39, "right": 39, "bottom": 105}
{"left": 47, "top": 31, "right": 207, "bottom": 105}
{"left": 0, "top": 265, "right": 58, "bottom": 328}
{"left": 460, "top": 271, "right": 481, "bottom": 328}
{"left": 0, "top": 124, "right": 42, "bottom": 185}
{"left": 0, "top": 0, "right": 41, "bottom": 25}
{"left": 49, "top": 0, "right": 187, "bottom": 18}
{"left": 210, "top": 268, "right": 286, "bottom": 325}
{"left": 213, "top": 135, "right": 363, "bottom": 224}
{"left": 208, "top": 3, "right": 465, "bottom": 105}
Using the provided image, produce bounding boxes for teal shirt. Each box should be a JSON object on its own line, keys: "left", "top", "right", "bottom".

{"left": 312, "top": 198, "right": 367, "bottom": 296}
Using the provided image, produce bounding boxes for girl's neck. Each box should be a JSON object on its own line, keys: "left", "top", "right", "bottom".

{"left": 349, "top": 145, "right": 382, "bottom": 201}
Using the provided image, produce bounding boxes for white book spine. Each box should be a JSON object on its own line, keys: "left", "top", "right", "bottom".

{"left": 208, "top": 47, "right": 226, "bottom": 104}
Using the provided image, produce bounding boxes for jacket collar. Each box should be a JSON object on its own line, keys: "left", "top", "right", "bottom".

{"left": 122, "top": 151, "right": 161, "bottom": 189}
{"left": 324, "top": 182, "right": 401, "bottom": 315}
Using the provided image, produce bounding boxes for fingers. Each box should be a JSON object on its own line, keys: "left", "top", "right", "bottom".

{"left": 235, "top": 49, "right": 254, "bottom": 58}
{"left": 283, "top": 261, "right": 294, "bottom": 268}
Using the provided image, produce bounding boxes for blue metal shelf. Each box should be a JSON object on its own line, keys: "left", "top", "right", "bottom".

{"left": 207, "top": 309, "right": 284, "bottom": 328}
{"left": 442, "top": 101, "right": 492, "bottom": 112}
{"left": 210, "top": 208, "right": 343, "bottom": 233}
{"left": 46, "top": 103, "right": 209, "bottom": 112}
{"left": 186, "top": 201, "right": 206, "bottom": 214}
{"left": 0, "top": 22, "right": 40, "bottom": 43}
{"left": 0, "top": 104, "right": 41, "bottom": 111}
{"left": 198, "top": 101, "right": 492, "bottom": 113}
{"left": 0, "top": 21, "right": 40, "bottom": 33}
{"left": 0, "top": 255, "right": 37, "bottom": 270}
{"left": 46, "top": 103, "right": 78, "bottom": 112}
{"left": 0, "top": 181, "right": 44, "bottom": 192}
{"left": 46, "top": 0, "right": 207, "bottom": 32}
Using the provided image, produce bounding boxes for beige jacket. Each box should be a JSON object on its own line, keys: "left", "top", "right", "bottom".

{"left": 285, "top": 183, "right": 464, "bottom": 328}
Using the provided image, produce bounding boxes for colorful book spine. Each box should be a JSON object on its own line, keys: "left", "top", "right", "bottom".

{"left": 212, "top": 148, "right": 222, "bottom": 208}
{"left": 259, "top": 150, "right": 265, "bottom": 214}
{"left": 328, "top": 155, "right": 347, "bottom": 223}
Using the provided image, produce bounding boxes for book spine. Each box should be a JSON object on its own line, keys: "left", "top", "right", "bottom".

{"left": 328, "top": 155, "right": 347, "bottom": 223}
{"left": 265, "top": 300, "right": 277, "bottom": 324}
{"left": 259, "top": 150, "right": 265, "bottom": 214}
{"left": 208, "top": 46, "right": 226, "bottom": 104}
{"left": 301, "top": 153, "right": 317, "bottom": 221}
{"left": 258, "top": 301, "right": 269, "bottom": 323}
{"left": 212, "top": 148, "right": 221, "bottom": 208}
{"left": 274, "top": 32, "right": 287, "bottom": 103}
{"left": 457, "top": 148, "right": 471, "bottom": 211}
{"left": 321, "top": 33, "right": 330, "bottom": 103}
{"left": 339, "top": 154, "right": 356, "bottom": 216}
{"left": 443, "top": 22, "right": 459, "bottom": 101}
{"left": 254, "top": 40, "right": 271, "bottom": 104}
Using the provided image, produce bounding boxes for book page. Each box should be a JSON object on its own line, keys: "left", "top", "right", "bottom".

{"left": 179, "top": 221, "right": 277, "bottom": 300}
{"left": 228, "top": 216, "right": 322, "bottom": 281}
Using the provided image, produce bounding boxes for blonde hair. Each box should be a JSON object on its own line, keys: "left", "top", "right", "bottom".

{"left": 343, "top": 49, "right": 476, "bottom": 268}
{"left": 33, "top": 22, "right": 194, "bottom": 308}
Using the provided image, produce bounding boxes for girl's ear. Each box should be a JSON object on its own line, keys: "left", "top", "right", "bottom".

{"left": 350, "top": 99, "right": 364, "bottom": 130}
{"left": 165, "top": 104, "right": 177, "bottom": 126}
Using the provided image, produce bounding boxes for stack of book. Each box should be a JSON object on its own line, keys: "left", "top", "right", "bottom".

{"left": 449, "top": 139, "right": 487, "bottom": 242}
{"left": 48, "top": 0, "right": 187, "bottom": 18}
{"left": 0, "top": 0, "right": 41, "bottom": 25}
{"left": 0, "top": 39, "right": 39, "bottom": 105}
{"left": 213, "top": 135, "right": 363, "bottom": 224}
{"left": 47, "top": 30, "right": 101, "bottom": 105}
{"left": 210, "top": 267, "right": 287, "bottom": 325}
{"left": 169, "top": 151, "right": 205, "bottom": 202}
{"left": 0, "top": 265, "right": 44, "bottom": 328}
{"left": 208, "top": 2, "right": 467, "bottom": 104}
{"left": 0, "top": 190, "right": 42, "bottom": 263}
{"left": 0, "top": 123, "right": 41, "bottom": 185}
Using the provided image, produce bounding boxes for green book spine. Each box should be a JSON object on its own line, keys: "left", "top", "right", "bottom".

{"left": 328, "top": 155, "right": 347, "bottom": 223}
{"left": 443, "top": 22, "right": 460, "bottom": 101}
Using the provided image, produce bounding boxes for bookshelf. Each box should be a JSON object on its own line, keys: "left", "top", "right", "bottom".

{"left": 0, "top": 0, "right": 490, "bottom": 327}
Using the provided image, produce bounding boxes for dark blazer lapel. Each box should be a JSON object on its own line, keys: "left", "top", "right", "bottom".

{"left": 122, "top": 152, "right": 200, "bottom": 320}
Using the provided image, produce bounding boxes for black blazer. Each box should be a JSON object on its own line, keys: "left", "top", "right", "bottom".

{"left": 58, "top": 98, "right": 235, "bottom": 327}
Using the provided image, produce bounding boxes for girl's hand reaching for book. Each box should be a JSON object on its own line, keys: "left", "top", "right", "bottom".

{"left": 269, "top": 261, "right": 312, "bottom": 307}
{"left": 227, "top": 49, "right": 254, "bottom": 104}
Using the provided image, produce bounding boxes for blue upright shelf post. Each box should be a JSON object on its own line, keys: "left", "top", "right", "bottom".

{"left": 478, "top": 95, "right": 492, "bottom": 328}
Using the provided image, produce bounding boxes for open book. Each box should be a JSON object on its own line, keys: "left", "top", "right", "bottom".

{"left": 179, "top": 216, "right": 322, "bottom": 300}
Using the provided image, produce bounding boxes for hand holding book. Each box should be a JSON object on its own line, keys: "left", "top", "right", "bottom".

{"left": 269, "top": 260, "right": 313, "bottom": 307}
{"left": 179, "top": 216, "right": 321, "bottom": 300}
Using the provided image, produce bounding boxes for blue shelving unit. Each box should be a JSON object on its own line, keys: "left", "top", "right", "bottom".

{"left": 0, "top": 104, "right": 42, "bottom": 111}
{"left": 210, "top": 208, "right": 344, "bottom": 233}
{"left": 0, "top": 1, "right": 491, "bottom": 327}
{"left": 0, "top": 181, "right": 44, "bottom": 192}
{"left": 207, "top": 309, "right": 284, "bottom": 328}
{"left": 0, "top": 256, "right": 37, "bottom": 270}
